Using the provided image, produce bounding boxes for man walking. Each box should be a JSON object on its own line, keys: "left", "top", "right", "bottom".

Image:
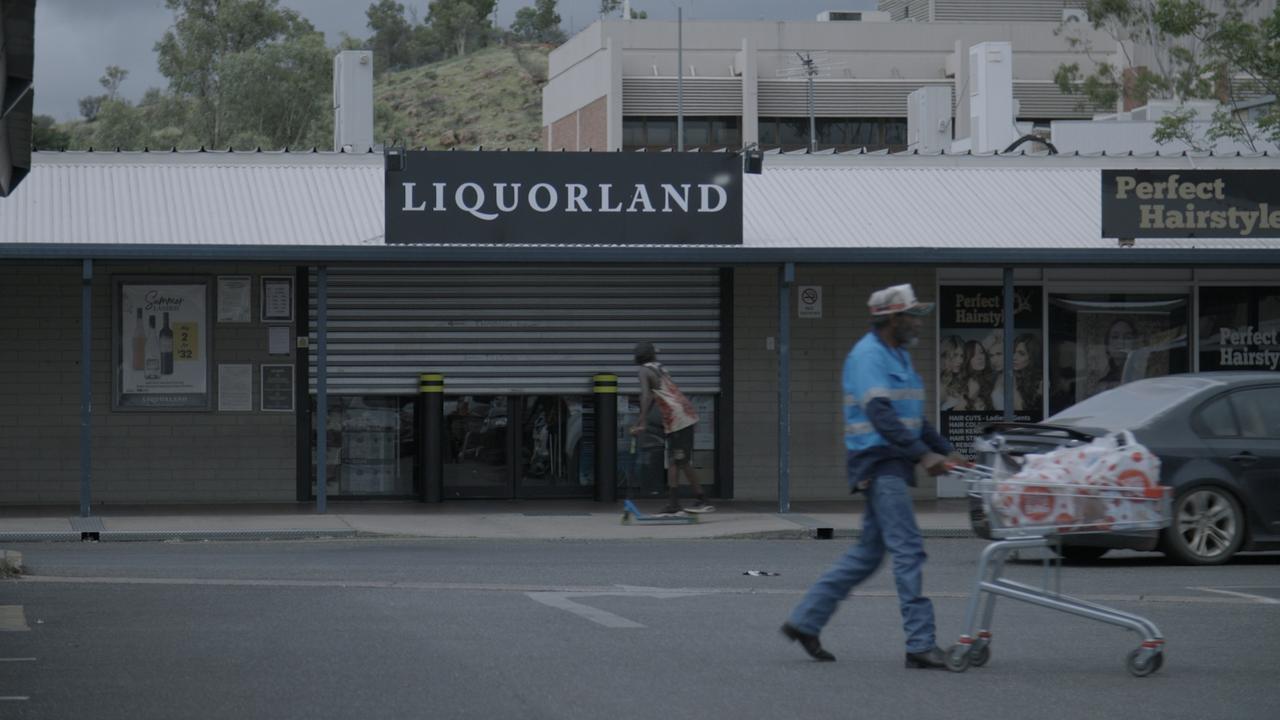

{"left": 781, "top": 284, "right": 955, "bottom": 669}
{"left": 629, "top": 342, "right": 714, "bottom": 515}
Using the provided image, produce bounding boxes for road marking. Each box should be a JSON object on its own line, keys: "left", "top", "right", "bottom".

{"left": 0, "top": 697, "right": 31, "bottom": 701}
{"left": 0, "top": 658, "right": 36, "bottom": 662}
{"left": 0, "top": 606, "right": 29, "bottom": 632}
{"left": 14, "top": 575, "right": 1276, "bottom": 607}
{"left": 1190, "top": 587, "right": 1280, "bottom": 605}
{"left": 527, "top": 587, "right": 709, "bottom": 628}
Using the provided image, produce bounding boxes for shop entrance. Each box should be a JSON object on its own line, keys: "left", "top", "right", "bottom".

{"left": 443, "top": 394, "right": 596, "bottom": 499}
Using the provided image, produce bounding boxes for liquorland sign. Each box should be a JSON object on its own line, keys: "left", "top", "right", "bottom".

{"left": 385, "top": 150, "right": 743, "bottom": 245}
{"left": 1102, "top": 170, "right": 1280, "bottom": 239}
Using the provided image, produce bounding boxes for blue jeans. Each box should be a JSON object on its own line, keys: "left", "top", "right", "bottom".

{"left": 787, "top": 473, "right": 936, "bottom": 654}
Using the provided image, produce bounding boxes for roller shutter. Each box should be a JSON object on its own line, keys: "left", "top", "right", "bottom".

{"left": 308, "top": 266, "right": 721, "bottom": 396}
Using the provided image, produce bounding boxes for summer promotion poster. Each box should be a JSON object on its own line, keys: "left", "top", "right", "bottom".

{"left": 118, "top": 282, "right": 209, "bottom": 409}
{"left": 938, "top": 286, "right": 1043, "bottom": 458}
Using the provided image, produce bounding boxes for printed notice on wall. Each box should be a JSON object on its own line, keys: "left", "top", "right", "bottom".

{"left": 261, "top": 364, "right": 294, "bottom": 412}
{"left": 218, "top": 363, "right": 253, "bottom": 412}
{"left": 217, "top": 275, "right": 251, "bottom": 323}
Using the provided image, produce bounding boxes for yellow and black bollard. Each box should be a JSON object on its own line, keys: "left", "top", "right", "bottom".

{"left": 418, "top": 373, "right": 444, "bottom": 503}
{"left": 593, "top": 373, "right": 618, "bottom": 503}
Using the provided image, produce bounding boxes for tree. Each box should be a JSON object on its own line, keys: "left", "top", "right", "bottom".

{"left": 78, "top": 95, "right": 106, "bottom": 121}
{"left": 1054, "top": 0, "right": 1279, "bottom": 150}
{"left": 31, "top": 115, "right": 72, "bottom": 150}
{"left": 99, "top": 65, "right": 129, "bottom": 101}
{"left": 512, "top": 0, "right": 564, "bottom": 43}
{"left": 155, "top": 0, "right": 321, "bottom": 148}
{"left": 599, "top": 0, "right": 646, "bottom": 18}
{"left": 428, "top": 0, "right": 497, "bottom": 57}
{"left": 366, "top": 0, "right": 413, "bottom": 74}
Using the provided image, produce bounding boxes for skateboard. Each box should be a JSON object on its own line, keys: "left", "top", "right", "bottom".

{"left": 621, "top": 499, "right": 699, "bottom": 525}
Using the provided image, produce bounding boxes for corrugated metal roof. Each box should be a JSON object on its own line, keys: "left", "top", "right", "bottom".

{"left": 3, "top": 150, "right": 1279, "bottom": 253}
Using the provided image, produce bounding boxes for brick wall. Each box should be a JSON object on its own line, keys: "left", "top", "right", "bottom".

{"left": 731, "top": 265, "right": 938, "bottom": 502}
{"left": 0, "top": 263, "right": 298, "bottom": 504}
{"left": 547, "top": 95, "right": 607, "bottom": 151}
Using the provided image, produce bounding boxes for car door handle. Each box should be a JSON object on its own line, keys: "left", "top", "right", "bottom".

{"left": 1230, "top": 452, "right": 1259, "bottom": 466}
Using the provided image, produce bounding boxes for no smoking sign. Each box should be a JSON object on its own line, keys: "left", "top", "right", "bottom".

{"left": 798, "top": 285, "right": 822, "bottom": 319}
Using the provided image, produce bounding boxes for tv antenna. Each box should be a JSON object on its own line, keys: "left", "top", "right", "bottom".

{"left": 777, "top": 51, "right": 846, "bottom": 152}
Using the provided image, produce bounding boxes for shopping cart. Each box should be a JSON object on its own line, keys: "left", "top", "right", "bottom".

{"left": 945, "top": 432, "right": 1172, "bottom": 677}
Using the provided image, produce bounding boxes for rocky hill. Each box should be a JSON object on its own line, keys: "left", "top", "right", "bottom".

{"left": 375, "top": 43, "right": 550, "bottom": 150}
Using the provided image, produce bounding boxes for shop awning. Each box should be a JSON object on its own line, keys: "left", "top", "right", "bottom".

{"left": 3, "top": 149, "right": 1279, "bottom": 264}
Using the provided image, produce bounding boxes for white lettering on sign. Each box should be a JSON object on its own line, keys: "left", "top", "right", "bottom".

{"left": 401, "top": 181, "right": 732, "bottom": 221}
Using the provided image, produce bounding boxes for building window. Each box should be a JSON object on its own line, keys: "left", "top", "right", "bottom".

{"left": 758, "top": 116, "right": 909, "bottom": 152}
{"left": 1047, "top": 294, "right": 1191, "bottom": 416}
{"left": 622, "top": 116, "right": 741, "bottom": 150}
{"left": 1198, "top": 286, "right": 1280, "bottom": 373}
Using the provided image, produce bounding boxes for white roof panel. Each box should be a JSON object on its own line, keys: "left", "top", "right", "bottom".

{"left": 3, "top": 151, "right": 1279, "bottom": 252}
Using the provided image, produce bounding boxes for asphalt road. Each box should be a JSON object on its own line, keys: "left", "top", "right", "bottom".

{"left": 2, "top": 538, "right": 1278, "bottom": 720}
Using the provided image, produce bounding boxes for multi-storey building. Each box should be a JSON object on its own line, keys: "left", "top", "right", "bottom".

{"left": 542, "top": 0, "right": 1108, "bottom": 152}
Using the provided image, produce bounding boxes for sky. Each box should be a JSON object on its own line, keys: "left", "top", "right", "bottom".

{"left": 34, "top": 0, "right": 876, "bottom": 121}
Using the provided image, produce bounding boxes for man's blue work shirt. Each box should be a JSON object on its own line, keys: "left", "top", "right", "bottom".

{"left": 843, "top": 330, "right": 952, "bottom": 491}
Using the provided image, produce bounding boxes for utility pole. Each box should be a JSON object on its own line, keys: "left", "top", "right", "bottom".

{"left": 800, "top": 53, "right": 816, "bottom": 153}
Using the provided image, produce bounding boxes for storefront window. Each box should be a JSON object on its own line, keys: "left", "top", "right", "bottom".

{"left": 1198, "top": 287, "right": 1280, "bottom": 373}
{"left": 938, "top": 286, "right": 1044, "bottom": 457}
{"left": 312, "top": 396, "right": 416, "bottom": 497}
{"left": 520, "top": 395, "right": 593, "bottom": 491}
{"left": 1047, "top": 294, "right": 1190, "bottom": 415}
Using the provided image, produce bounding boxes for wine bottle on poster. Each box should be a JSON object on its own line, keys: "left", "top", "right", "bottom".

{"left": 159, "top": 311, "right": 174, "bottom": 375}
{"left": 145, "top": 314, "right": 161, "bottom": 380}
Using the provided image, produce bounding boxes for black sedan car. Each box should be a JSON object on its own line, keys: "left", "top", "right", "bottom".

{"left": 972, "top": 372, "right": 1280, "bottom": 565}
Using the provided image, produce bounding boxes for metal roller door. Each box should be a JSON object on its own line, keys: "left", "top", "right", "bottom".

{"left": 307, "top": 266, "right": 721, "bottom": 396}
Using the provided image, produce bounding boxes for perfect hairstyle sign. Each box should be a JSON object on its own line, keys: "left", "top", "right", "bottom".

{"left": 384, "top": 150, "right": 743, "bottom": 245}
{"left": 1102, "top": 170, "right": 1280, "bottom": 239}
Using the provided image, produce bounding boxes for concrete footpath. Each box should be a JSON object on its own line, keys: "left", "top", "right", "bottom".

{"left": 0, "top": 498, "right": 974, "bottom": 568}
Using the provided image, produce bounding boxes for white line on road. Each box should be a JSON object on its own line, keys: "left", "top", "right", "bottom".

{"left": 13, "top": 575, "right": 1275, "bottom": 606}
{"left": 0, "top": 658, "right": 36, "bottom": 662}
{"left": 0, "top": 697, "right": 30, "bottom": 701}
{"left": 527, "top": 588, "right": 709, "bottom": 628}
{"left": 1189, "top": 587, "right": 1280, "bottom": 605}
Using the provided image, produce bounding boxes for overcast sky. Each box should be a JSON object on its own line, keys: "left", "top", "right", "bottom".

{"left": 35, "top": 0, "right": 876, "bottom": 121}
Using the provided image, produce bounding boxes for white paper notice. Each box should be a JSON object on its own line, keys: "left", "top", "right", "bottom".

{"left": 217, "top": 276, "right": 251, "bottom": 323}
{"left": 218, "top": 363, "right": 253, "bottom": 411}
{"left": 268, "top": 326, "right": 291, "bottom": 355}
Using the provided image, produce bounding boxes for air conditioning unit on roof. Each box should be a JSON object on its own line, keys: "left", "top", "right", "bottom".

{"left": 817, "top": 10, "right": 890, "bottom": 22}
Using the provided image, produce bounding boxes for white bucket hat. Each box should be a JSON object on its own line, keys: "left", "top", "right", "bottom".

{"left": 868, "top": 284, "right": 934, "bottom": 316}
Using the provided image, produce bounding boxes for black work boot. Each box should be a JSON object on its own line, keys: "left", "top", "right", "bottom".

{"left": 904, "top": 646, "right": 948, "bottom": 669}
{"left": 781, "top": 622, "right": 836, "bottom": 662}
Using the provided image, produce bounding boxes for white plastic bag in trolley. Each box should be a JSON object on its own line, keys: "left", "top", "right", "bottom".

{"left": 993, "top": 431, "right": 1161, "bottom": 532}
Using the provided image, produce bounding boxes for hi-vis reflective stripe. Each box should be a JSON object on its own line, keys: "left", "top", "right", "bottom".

{"left": 858, "top": 387, "right": 925, "bottom": 406}
{"left": 419, "top": 374, "right": 444, "bottom": 393}
{"left": 845, "top": 417, "right": 922, "bottom": 435}
{"left": 593, "top": 374, "right": 618, "bottom": 394}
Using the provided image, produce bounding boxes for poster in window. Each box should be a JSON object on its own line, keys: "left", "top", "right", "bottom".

{"left": 1046, "top": 294, "right": 1190, "bottom": 416}
{"left": 261, "top": 276, "right": 293, "bottom": 323}
{"left": 937, "top": 286, "right": 1044, "bottom": 458}
{"left": 114, "top": 278, "right": 212, "bottom": 410}
{"left": 1198, "top": 287, "right": 1280, "bottom": 372}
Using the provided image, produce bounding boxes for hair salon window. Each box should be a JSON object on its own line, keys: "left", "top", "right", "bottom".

{"left": 1198, "top": 287, "right": 1280, "bottom": 373}
{"left": 1047, "top": 294, "right": 1191, "bottom": 416}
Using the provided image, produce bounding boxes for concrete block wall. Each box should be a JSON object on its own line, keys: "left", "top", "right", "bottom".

{"left": 731, "top": 264, "right": 938, "bottom": 502}
{"left": 0, "top": 263, "right": 299, "bottom": 505}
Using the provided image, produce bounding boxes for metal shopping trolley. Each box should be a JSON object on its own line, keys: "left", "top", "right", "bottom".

{"left": 944, "top": 431, "right": 1172, "bottom": 677}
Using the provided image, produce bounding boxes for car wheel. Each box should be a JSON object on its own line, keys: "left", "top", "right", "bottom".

{"left": 1161, "top": 486, "right": 1245, "bottom": 565}
{"left": 1058, "top": 546, "right": 1108, "bottom": 562}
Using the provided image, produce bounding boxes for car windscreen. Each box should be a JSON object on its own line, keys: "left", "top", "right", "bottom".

{"left": 1045, "top": 377, "right": 1213, "bottom": 432}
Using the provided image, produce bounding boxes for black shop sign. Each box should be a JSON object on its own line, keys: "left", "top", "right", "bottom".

{"left": 1102, "top": 170, "right": 1280, "bottom": 239}
{"left": 385, "top": 150, "right": 743, "bottom": 245}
